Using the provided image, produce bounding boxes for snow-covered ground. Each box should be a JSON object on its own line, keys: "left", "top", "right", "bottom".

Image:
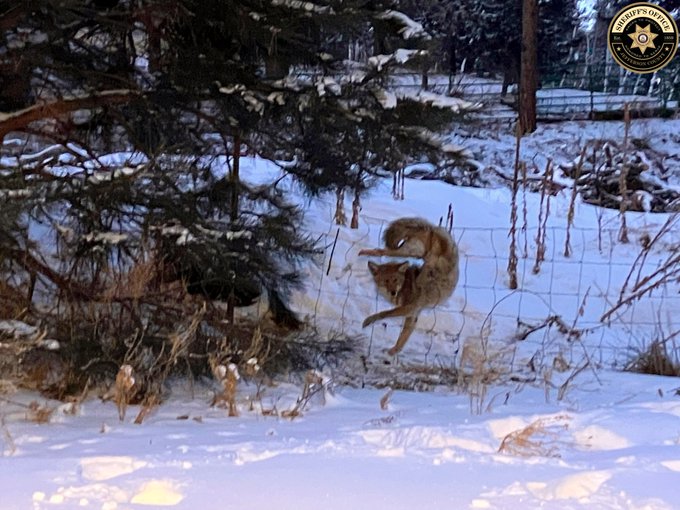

{"left": 2, "top": 117, "right": 680, "bottom": 509}
{"left": 2, "top": 372, "right": 680, "bottom": 510}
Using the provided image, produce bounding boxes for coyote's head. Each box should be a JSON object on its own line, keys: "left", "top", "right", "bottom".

{"left": 368, "top": 261, "right": 412, "bottom": 304}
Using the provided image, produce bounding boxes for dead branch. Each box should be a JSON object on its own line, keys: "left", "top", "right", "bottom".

{"left": 0, "top": 90, "right": 140, "bottom": 141}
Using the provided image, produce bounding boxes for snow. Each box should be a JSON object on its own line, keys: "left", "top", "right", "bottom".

{"left": 0, "top": 320, "right": 39, "bottom": 338}
{"left": 81, "top": 232, "right": 129, "bottom": 245}
{"left": 315, "top": 76, "right": 341, "bottom": 97}
{"left": 373, "top": 88, "right": 398, "bottom": 109}
{"left": 368, "top": 49, "right": 427, "bottom": 72}
{"left": 2, "top": 373, "right": 680, "bottom": 509}
{"left": 376, "top": 10, "right": 431, "bottom": 40}
{"left": 3, "top": 109, "right": 680, "bottom": 509}
{"left": 404, "top": 89, "right": 482, "bottom": 113}
{"left": 270, "top": 0, "right": 333, "bottom": 15}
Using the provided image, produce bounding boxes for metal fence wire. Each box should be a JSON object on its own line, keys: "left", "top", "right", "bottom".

{"left": 390, "top": 59, "right": 680, "bottom": 122}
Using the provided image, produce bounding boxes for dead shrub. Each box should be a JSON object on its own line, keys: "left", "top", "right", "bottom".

{"left": 0, "top": 280, "right": 28, "bottom": 320}
{"left": 19, "top": 349, "right": 70, "bottom": 397}
{"left": 626, "top": 340, "right": 680, "bottom": 377}
{"left": 498, "top": 415, "right": 570, "bottom": 457}
{"left": 17, "top": 301, "right": 356, "bottom": 405}
{"left": 2, "top": 250, "right": 358, "bottom": 406}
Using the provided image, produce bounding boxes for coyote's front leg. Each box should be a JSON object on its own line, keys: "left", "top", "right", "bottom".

{"left": 362, "top": 303, "right": 419, "bottom": 328}
{"left": 358, "top": 247, "right": 401, "bottom": 257}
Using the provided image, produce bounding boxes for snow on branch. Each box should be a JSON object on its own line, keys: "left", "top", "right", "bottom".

{"left": 271, "top": 0, "right": 334, "bottom": 14}
{"left": 372, "top": 88, "right": 398, "bottom": 109}
{"left": 401, "top": 90, "right": 482, "bottom": 114}
{"left": 372, "top": 87, "right": 481, "bottom": 113}
{"left": 316, "top": 76, "right": 341, "bottom": 97}
{"left": 82, "top": 232, "right": 129, "bottom": 245}
{"left": 376, "top": 10, "right": 431, "bottom": 40}
{"left": 368, "top": 49, "right": 427, "bottom": 72}
{"left": 399, "top": 126, "right": 471, "bottom": 159}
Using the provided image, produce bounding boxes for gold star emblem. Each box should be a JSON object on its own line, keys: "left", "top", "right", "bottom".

{"left": 628, "top": 24, "right": 658, "bottom": 54}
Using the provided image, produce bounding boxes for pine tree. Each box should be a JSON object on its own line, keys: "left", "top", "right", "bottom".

{"left": 0, "top": 1, "right": 474, "bottom": 358}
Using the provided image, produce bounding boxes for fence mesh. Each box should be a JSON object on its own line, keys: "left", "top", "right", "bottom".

{"left": 298, "top": 212, "right": 680, "bottom": 376}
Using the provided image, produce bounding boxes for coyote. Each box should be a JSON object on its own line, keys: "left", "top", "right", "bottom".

{"left": 360, "top": 217, "right": 459, "bottom": 355}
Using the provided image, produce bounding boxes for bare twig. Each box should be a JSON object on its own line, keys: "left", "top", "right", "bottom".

{"left": 508, "top": 129, "right": 522, "bottom": 289}
{"left": 565, "top": 146, "right": 588, "bottom": 257}
{"left": 380, "top": 388, "right": 394, "bottom": 410}
{"left": 618, "top": 103, "right": 631, "bottom": 243}
{"left": 326, "top": 228, "right": 340, "bottom": 276}
{"left": 533, "top": 159, "right": 553, "bottom": 274}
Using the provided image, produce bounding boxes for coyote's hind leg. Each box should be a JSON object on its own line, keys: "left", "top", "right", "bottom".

{"left": 387, "top": 315, "right": 417, "bottom": 356}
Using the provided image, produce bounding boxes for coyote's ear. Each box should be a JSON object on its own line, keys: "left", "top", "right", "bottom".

{"left": 368, "top": 261, "right": 378, "bottom": 275}
{"left": 397, "top": 262, "right": 409, "bottom": 273}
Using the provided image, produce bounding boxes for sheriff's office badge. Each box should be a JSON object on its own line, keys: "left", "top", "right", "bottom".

{"left": 608, "top": 2, "right": 678, "bottom": 74}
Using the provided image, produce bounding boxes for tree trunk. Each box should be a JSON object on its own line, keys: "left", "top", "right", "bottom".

{"left": 350, "top": 172, "right": 362, "bottom": 229}
{"left": 227, "top": 133, "right": 241, "bottom": 324}
{"left": 230, "top": 134, "right": 241, "bottom": 222}
{"left": 421, "top": 58, "right": 430, "bottom": 91}
{"left": 264, "top": 54, "right": 288, "bottom": 79}
{"left": 334, "top": 187, "right": 347, "bottom": 225}
{"left": 518, "top": 0, "right": 538, "bottom": 135}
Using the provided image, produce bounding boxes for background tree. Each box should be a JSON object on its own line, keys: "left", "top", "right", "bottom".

{"left": 398, "top": 0, "right": 580, "bottom": 96}
{"left": 519, "top": 0, "right": 538, "bottom": 134}
{"left": 584, "top": 0, "right": 680, "bottom": 96}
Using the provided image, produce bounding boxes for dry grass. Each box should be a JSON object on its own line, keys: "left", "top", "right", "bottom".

{"left": 532, "top": 159, "right": 554, "bottom": 275}
{"left": 457, "top": 338, "right": 515, "bottom": 414}
{"left": 114, "top": 365, "right": 135, "bottom": 421}
{"left": 210, "top": 360, "right": 240, "bottom": 417}
{"left": 0, "top": 281, "right": 28, "bottom": 320}
{"left": 348, "top": 360, "right": 459, "bottom": 393}
{"left": 281, "top": 369, "right": 327, "bottom": 419}
{"left": 626, "top": 340, "right": 680, "bottom": 377}
{"left": 26, "top": 401, "right": 56, "bottom": 424}
{"left": 498, "top": 415, "right": 570, "bottom": 457}
{"left": 0, "top": 396, "right": 56, "bottom": 425}
{"left": 380, "top": 388, "right": 394, "bottom": 410}
{"left": 134, "top": 393, "right": 160, "bottom": 424}
{"left": 101, "top": 256, "right": 157, "bottom": 302}
{"left": 7, "top": 256, "right": 346, "bottom": 403}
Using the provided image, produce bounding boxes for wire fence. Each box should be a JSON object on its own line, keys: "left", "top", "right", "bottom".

{"left": 391, "top": 61, "right": 680, "bottom": 122}
{"left": 299, "top": 213, "right": 680, "bottom": 374}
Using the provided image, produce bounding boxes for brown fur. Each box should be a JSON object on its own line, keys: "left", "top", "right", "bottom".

{"left": 360, "top": 217, "right": 459, "bottom": 355}
{"left": 367, "top": 261, "right": 420, "bottom": 309}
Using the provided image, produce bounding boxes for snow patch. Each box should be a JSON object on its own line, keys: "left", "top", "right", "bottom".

{"left": 526, "top": 470, "right": 612, "bottom": 501}
{"left": 487, "top": 416, "right": 530, "bottom": 440}
{"left": 661, "top": 460, "right": 680, "bottom": 472}
{"left": 234, "top": 447, "right": 282, "bottom": 465}
{"left": 573, "top": 425, "right": 631, "bottom": 451}
{"left": 40, "top": 483, "right": 130, "bottom": 508}
{"left": 80, "top": 456, "right": 148, "bottom": 481}
{"left": 470, "top": 499, "right": 492, "bottom": 509}
{"left": 130, "top": 479, "right": 184, "bottom": 506}
{"left": 358, "top": 426, "right": 493, "bottom": 453}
